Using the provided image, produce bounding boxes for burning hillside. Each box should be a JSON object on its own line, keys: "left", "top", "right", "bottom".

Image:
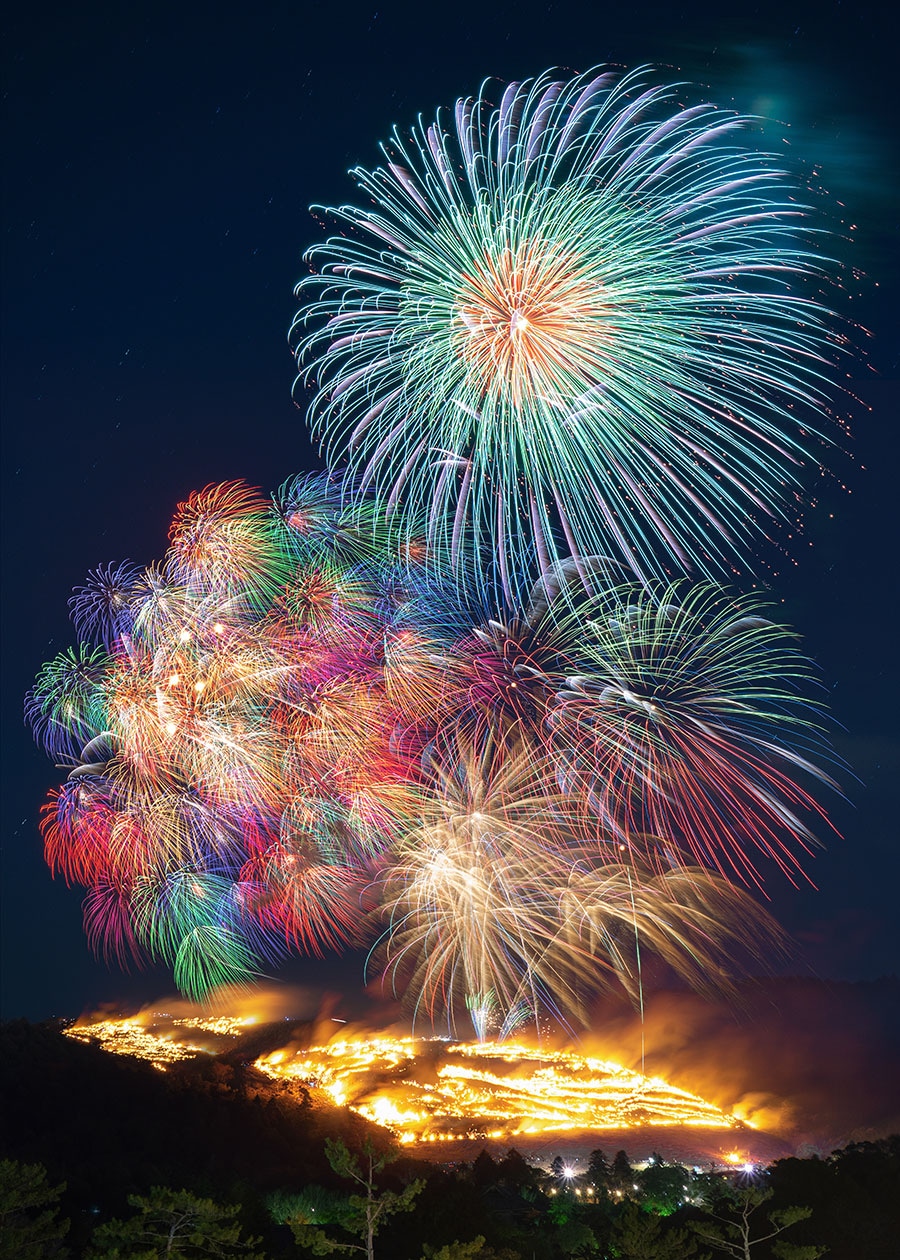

{"left": 63, "top": 1010, "right": 784, "bottom": 1165}
{"left": 254, "top": 1035, "right": 742, "bottom": 1144}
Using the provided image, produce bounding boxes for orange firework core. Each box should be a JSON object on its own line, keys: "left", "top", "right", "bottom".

{"left": 455, "top": 241, "right": 606, "bottom": 405}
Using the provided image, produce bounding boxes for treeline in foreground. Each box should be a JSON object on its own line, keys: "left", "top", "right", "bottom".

{"left": 1, "top": 1020, "right": 898, "bottom": 1259}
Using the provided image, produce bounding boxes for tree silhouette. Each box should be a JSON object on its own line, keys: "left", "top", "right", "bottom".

{"left": 610, "top": 1202, "right": 705, "bottom": 1260}
{"left": 87, "top": 1187, "right": 264, "bottom": 1258}
{"left": 288, "top": 1139, "right": 423, "bottom": 1260}
{"left": 611, "top": 1151, "right": 634, "bottom": 1193}
{"left": 638, "top": 1160, "right": 692, "bottom": 1216}
{"left": 0, "top": 1159, "right": 69, "bottom": 1259}
{"left": 496, "top": 1150, "right": 536, "bottom": 1190}
{"left": 471, "top": 1152, "right": 500, "bottom": 1190}
{"left": 420, "top": 1238, "right": 522, "bottom": 1260}
{"left": 689, "top": 1185, "right": 824, "bottom": 1260}
{"left": 586, "top": 1150, "right": 611, "bottom": 1193}
{"left": 767, "top": 1138, "right": 900, "bottom": 1260}
{"left": 421, "top": 1239, "right": 489, "bottom": 1260}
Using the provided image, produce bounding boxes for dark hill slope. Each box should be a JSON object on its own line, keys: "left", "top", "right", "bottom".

{"left": 0, "top": 1020, "right": 390, "bottom": 1213}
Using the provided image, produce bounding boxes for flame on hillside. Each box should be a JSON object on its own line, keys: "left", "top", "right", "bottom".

{"left": 64, "top": 1006, "right": 751, "bottom": 1150}
{"left": 64, "top": 984, "right": 320, "bottom": 1063}
{"left": 65, "top": 1011, "right": 259, "bottom": 1063}
{"left": 255, "top": 1034, "right": 746, "bottom": 1145}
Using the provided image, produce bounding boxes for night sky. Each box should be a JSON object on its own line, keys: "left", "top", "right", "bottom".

{"left": 2, "top": 0, "right": 897, "bottom": 1023}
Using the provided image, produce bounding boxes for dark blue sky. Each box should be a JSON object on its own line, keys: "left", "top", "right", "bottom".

{"left": 2, "top": 0, "right": 897, "bottom": 1021}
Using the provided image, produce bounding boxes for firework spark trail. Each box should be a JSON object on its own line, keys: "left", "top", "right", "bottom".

{"left": 294, "top": 66, "right": 846, "bottom": 599}
{"left": 27, "top": 475, "right": 442, "bottom": 999}
{"left": 26, "top": 65, "right": 854, "bottom": 1034}
{"left": 375, "top": 735, "right": 785, "bottom": 1032}
{"left": 548, "top": 582, "right": 838, "bottom": 887}
{"left": 26, "top": 473, "right": 827, "bottom": 1028}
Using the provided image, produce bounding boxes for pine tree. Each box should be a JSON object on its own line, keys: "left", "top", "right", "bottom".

{"left": 638, "top": 1161, "right": 692, "bottom": 1216}
{"left": 0, "top": 1159, "right": 69, "bottom": 1259}
{"left": 689, "top": 1185, "right": 825, "bottom": 1260}
{"left": 471, "top": 1151, "right": 500, "bottom": 1189}
{"left": 496, "top": 1150, "right": 536, "bottom": 1190}
{"left": 288, "top": 1139, "right": 423, "bottom": 1260}
{"left": 87, "top": 1187, "right": 264, "bottom": 1258}
{"left": 420, "top": 1238, "right": 487, "bottom": 1260}
{"left": 611, "top": 1151, "right": 634, "bottom": 1192}
{"left": 420, "top": 1240, "right": 521, "bottom": 1260}
{"left": 586, "top": 1150, "right": 611, "bottom": 1193}
{"left": 610, "top": 1202, "right": 705, "bottom": 1260}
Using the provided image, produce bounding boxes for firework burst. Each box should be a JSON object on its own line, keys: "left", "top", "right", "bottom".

{"left": 294, "top": 66, "right": 844, "bottom": 597}
{"left": 549, "top": 582, "right": 839, "bottom": 887}
{"left": 27, "top": 66, "right": 854, "bottom": 1033}
{"left": 26, "top": 472, "right": 840, "bottom": 1021}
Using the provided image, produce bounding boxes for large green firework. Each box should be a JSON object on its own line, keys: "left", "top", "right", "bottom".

{"left": 294, "top": 67, "right": 844, "bottom": 598}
